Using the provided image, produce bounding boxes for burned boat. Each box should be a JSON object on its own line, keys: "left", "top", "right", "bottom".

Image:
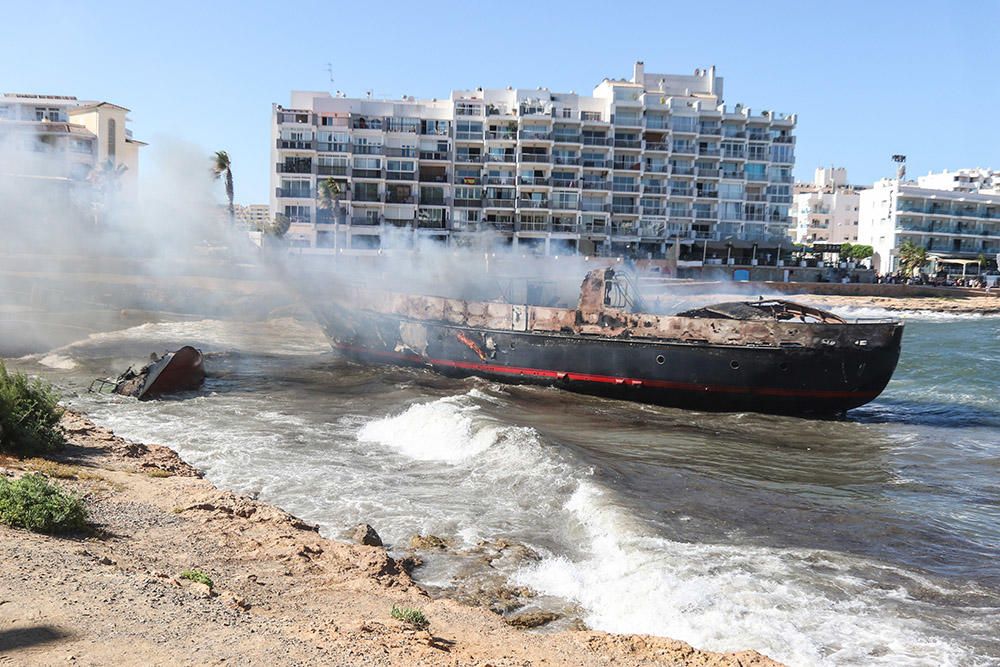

{"left": 90, "top": 346, "right": 205, "bottom": 400}
{"left": 310, "top": 268, "right": 903, "bottom": 415}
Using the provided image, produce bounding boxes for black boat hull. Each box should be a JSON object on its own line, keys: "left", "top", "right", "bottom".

{"left": 317, "top": 311, "right": 903, "bottom": 416}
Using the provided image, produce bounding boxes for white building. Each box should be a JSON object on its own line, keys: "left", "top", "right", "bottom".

{"left": 270, "top": 62, "right": 796, "bottom": 257}
{"left": 234, "top": 204, "right": 271, "bottom": 230}
{"left": 0, "top": 93, "right": 144, "bottom": 203}
{"left": 791, "top": 167, "right": 863, "bottom": 244}
{"left": 916, "top": 167, "right": 1000, "bottom": 194}
{"left": 859, "top": 176, "right": 1000, "bottom": 273}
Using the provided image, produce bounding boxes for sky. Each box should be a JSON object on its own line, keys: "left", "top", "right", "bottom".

{"left": 2, "top": 0, "right": 997, "bottom": 205}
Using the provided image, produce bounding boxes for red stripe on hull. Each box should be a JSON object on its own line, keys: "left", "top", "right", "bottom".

{"left": 332, "top": 342, "right": 878, "bottom": 401}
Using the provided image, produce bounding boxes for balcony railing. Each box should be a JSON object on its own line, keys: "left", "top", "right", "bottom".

{"left": 582, "top": 159, "right": 609, "bottom": 168}
{"left": 384, "top": 147, "right": 417, "bottom": 158}
{"left": 581, "top": 221, "right": 608, "bottom": 234}
{"left": 644, "top": 119, "right": 670, "bottom": 130}
{"left": 551, "top": 221, "right": 577, "bottom": 233}
{"left": 553, "top": 155, "right": 581, "bottom": 166}
{"left": 699, "top": 127, "right": 722, "bottom": 136}
{"left": 611, "top": 222, "right": 638, "bottom": 236}
{"left": 353, "top": 144, "right": 384, "bottom": 155}
{"left": 613, "top": 161, "right": 641, "bottom": 171}
{"left": 520, "top": 176, "right": 550, "bottom": 186}
{"left": 551, "top": 199, "right": 579, "bottom": 211}
{"left": 385, "top": 194, "right": 415, "bottom": 204}
{"left": 484, "top": 198, "right": 516, "bottom": 208}
{"left": 454, "top": 198, "right": 482, "bottom": 208}
{"left": 485, "top": 130, "right": 517, "bottom": 140}
{"left": 746, "top": 172, "right": 769, "bottom": 182}
{"left": 518, "top": 130, "right": 552, "bottom": 141}
{"left": 419, "top": 173, "right": 447, "bottom": 183}
{"left": 517, "top": 199, "right": 550, "bottom": 209}
{"left": 456, "top": 154, "right": 484, "bottom": 163}
{"left": 582, "top": 136, "right": 613, "bottom": 146}
{"left": 316, "top": 165, "right": 347, "bottom": 176}
{"left": 386, "top": 171, "right": 416, "bottom": 181}
{"left": 696, "top": 190, "right": 719, "bottom": 199}
{"left": 419, "top": 150, "right": 449, "bottom": 160}
{"left": 694, "top": 210, "right": 717, "bottom": 220}
{"left": 383, "top": 218, "right": 412, "bottom": 228}
{"left": 350, "top": 215, "right": 381, "bottom": 225}
{"left": 518, "top": 220, "right": 550, "bottom": 232}
{"left": 453, "top": 175, "right": 481, "bottom": 185}
{"left": 277, "top": 139, "right": 314, "bottom": 150}
{"left": 612, "top": 183, "right": 640, "bottom": 193}
{"left": 276, "top": 162, "right": 313, "bottom": 174}
{"left": 553, "top": 133, "right": 583, "bottom": 143}
{"left": 551, "top": 178, "right": 578, "bottom": 188}
{"left": 641, "top": 207, "right": 667, "bottom": 216}
{"left": 643, "top": 185, "right": 667, "bottom": 194}
{"left": 670, "top": 188, "right": 694, "bottom": 197}
{"left": 672, "top": 145, "right": 696, "bottom": 155}
{"left": 352, "top": 168, "right": 383, "bottom": 179}
{"left": 420, "top": 196, "right": 448, "bottom": 206}
{"left": 417, "top": 220, "right": 447, "bottom": 229}
{"left": 670, "top": 208, "right": 693, "bottom": 219}
{"left": 275, "top": 187, "right": 313, "bottom": 198}
{"left": 455, "top": 131, "right": 484, "bottom": 141}
{"left": 581, "top": 202, "right": 611, "bottom": 212}
{"left": 612, "top": 204, "right": 638, "bottom": 214}
{"left": 520, "top": 154, "right": 551, "bottom": 163}
{"left": 485, "top": 153, "right": 516, "bottom": 163}
{"left": 696, "top": 168, "right": 721, "bottom": 178}
{"left": 582, "top": 180, "right": 611, "bottom": 190}
{"left": 698, "top": 147, "right": 722, "bottom": 157}
{"left": 352, "top": 192, "right": 382, "bottom": 203}
{"left": 672, "top": 166, "right": 695, "bottom": 176}
{"left": 644, "top": 142, "right": 670, "bottom": 152}
{"left": 773, "top": 135, "right": 795, "bottom": 144}
{"left": 316, "top": 142, "right": 350, "bottom": 153}
{"left": 721, "top": 171, "right": 745, "bottom": 180}
{"left": 644, "top": 164, "right": 670, "bottom": 174}
{"left": 614, "top": 139, "right": 641, "bottom": 149}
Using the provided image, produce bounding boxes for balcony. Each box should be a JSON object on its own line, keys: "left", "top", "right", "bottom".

{"left": 582, "top": 180, "right": 611, "bottom": 190}
{"left": 773, "top": 135, "right": 795, "bottom": 144}
{"left": 694, "top": 209, "right": 717, "bottom": 220}
{"left": 696, "top": 168, "right": 720, "bottom": 178}
{"left": 611, "top": 222, "right": 639, "bottom": 236}
{"left": 352, "top": 192, "right": 382, "bottom": 203}
{"left": 317, "top": 142, "right": 350, "bottom": 153}
{"left": 581, "top": 221, "right": 608, "bottom": 234}
{"left": 582, "top": 136, "right": 613, "bottom": 146}
{"left": 454, "top": 198, "right": 483, "bottom": 208}
{"left": 277, "top": 162, "right": 313, "bottom": 174}
{"left": 352, "top": 168, "right": 383, "bottom": 179}
{"left": 420, "top": 195, "right": 448, "bottom": 206}
{"left": 485, "top": 153, "right": 516, "bottom": 163}
{"left": 747, "top": 130, "right": 769, "bottom": 141}
{"left": 316, "top": 165, "right": 347, "bottom": 176}
{"left": 350, "top": 215, "right": 381, "bottom": 226}
{"left": 485, "top": 130, "right": 517, "bottom": 141}
{"left": 518, "top": 130, "right": 552, "bottom": 141}
{"left": 456, "top": 154, "right": 484, "bottom": 163}
{"left": 553, "top": 155, "right": 581, "bottom": 166}
{"left": 670, "top": 208, "right": 693, "bottom": 220}
{"left": 486, "top": 176, "right": 517, "bottom": 186}
{"left": 612, "top": 183, "right": 640, "bottom": 193}
{"left": 722, "top": 150, "right": 746, "bottom": 160}
{"left": 275, "top": 187, "right": 313, "bottom": 199}
{"left": 581, "top": 202, "right": 611, "bottom": 212}
{"left": 698, "top": 147, "right": 722, "bottom": 157}
{"left": 385, "top": 193, "right": 415, "bottom": 204}
{"left": 518, "top": 220, "right": 550, "bottom": 232}
{"left": 277, "top": 139, "right": 314, "bottom": 150}
{"left": 553, "top": 133, "right": 582, "bottom": 143}
{"left": 672, "top": 145, "right": 696, "bottom": 155}
{"left": 517, "top": 199, "right": 550, "bottom": 209}
{"left": 670, "top": 188, "right": 693, "bottom": 197}
{"left": 645, "top": 119, "right": 670, "bottom": 130}
{"left": 644, "top": 164, "right": 670, "bottom": 174}
{"left": 612, "top": 204, "right": 638, "bottom": 215}
{"left": 383, "top": 218, "right": 412, "bottom": 228}
{"left": 520, "top": 176, "right": 550, "bottom": 186}
{"left": 644, "top": 142, "right": 670, "bottom": 152}
{"left": 353, "top": 144, "right": 384, "bottom": 155}
{"left": 551, "top": 199, "right": 579, "bottom": 211}
{"left": 453, "top": 175, "right": 481, "bottom": 185}
{"left": 551, "top": 178, "right": 578, "bottom": 188}
{"left": 671, "top": 165, "right": 695, "bottom": 176}
{"left": 614, "top": 138, "right": 641, "bottom": 149}
{"left": 639, "top": 221, "right": 666, "bottom": 236}
{"left": 417, "top": 219, "right": 447, "bottom": 230}
{"left": 582, "top": 159, "right": 610, "bottom": 168}
{"left": 641, "top": 206, "right": 667, "bottom": 217}
{"left": 484, "top": 198, "right": 516, "bottom": 208}
{"left": 696, "top": 190, "right": 719, "bottom": 199}
{"left": 643, "top": 185, "right": 667, "bottom": 195}
{"left": 419, "top": 173, "right": 447, "bottom": 184}
{"left": 384, "top": 147, "right": 417, "bottom": 158}
{"left": 551, "top": 220, "right": 578, "bottom": 233}
{"left": 455, "top": 131, "right": 484, "bottom": 141}
{"left": 746, "top": 172, "right": 769, "bottom": 182}
{"left": 613, "top": 160, "right": 641, "bottom": 171}
{"left": 519, "top": 153, "right": 551, "bottom": 163}
{"left": 386, "top": 171, "right": 416, "bottom": 181}
{"left": 721, "top": 171, "right": 745, "bottom": 180}
{"left": 419, "top": 150, "right": 449, "bottom": 161}
{"left": 699, "top": 127, "right": 722, "bottom": 136}
{"left": 770, "top": 174, "right": 794, "bottom": 184}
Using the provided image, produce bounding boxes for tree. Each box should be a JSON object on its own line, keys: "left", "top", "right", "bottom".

{"left": 850, "top": 244, "right": 874, "bottom": 262}
{"left": 897, "top": 240, "right": 928, "bottom": 276}
{"left": 839, "top": 242, "right": 853, "bottom": 259}
{"left": 87, "top": 159, "right": 128, "bottom": 226}
{"left": 978, "top": 253, "right": 987, "bottom": 273}
{"left": 212, "top": 150, "right": 235, "bottom": 224}
{"left": 317, "top": 177, "right": 343, "bottom": 223}
{"left": 268, "top": 212, "right": 290, "bottom": 239}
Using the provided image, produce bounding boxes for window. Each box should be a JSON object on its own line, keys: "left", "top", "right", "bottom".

{"left": 0, "top": 106, "right": 9, "bottom": 119}
{"left": 283, "top": 205, "right": 311, "bottom": 223}
{"left": 561, "top": 107, "right": 573, "bottom": 119}
{"left": 106, "top": 118, "right": 116, "bottom": 158}
{"left": 455, "top": 120, "right": 483, "bottom": 139}
{"left": 581, "top": 111, "right": 603, "bottom": 122}
{"left": 455, "top": 102, "right": 482, "bottom": 116}
{"left": 70, "top": 138, "right": 93, "bottom": 154}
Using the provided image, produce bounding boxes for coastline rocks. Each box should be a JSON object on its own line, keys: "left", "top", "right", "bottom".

{"left": 503, "top": 611, "right": 561, "bottom": 628}
{"left": 352, "top": 523, "right": 382, "bottom": 547}
{"left": 409, "top": 534, "right": 449, "bottom": 550}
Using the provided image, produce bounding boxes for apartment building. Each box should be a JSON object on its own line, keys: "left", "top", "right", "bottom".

{"left": 791, "top": 167, "right": 862, "bottom": 244}
{"left": 859, "top": 175, "right": 1000, "bottom": 273}
{"left": 0, "top": 93, "right": 144, "bottom": 202}
{"left": 270, "top": 62, "right": 796, "bottom": 257}
{"left": 916, "top": 167, "right": 999, "bottom": 194}
{"left": 234, "top": 204, "right": 272, "bottom": 230}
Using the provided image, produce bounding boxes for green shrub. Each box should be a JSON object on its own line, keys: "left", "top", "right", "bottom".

{"left": 391, "top": 605, "right": 429, "bottom": 630}
{"left": 0, "top": 473, "right": 87, "bottom": 533}
{"left": 180, "top": 569, "right": 214, "bottom": 588}
{"left": 0, "top": 362, "right": 65, "bottom": 456}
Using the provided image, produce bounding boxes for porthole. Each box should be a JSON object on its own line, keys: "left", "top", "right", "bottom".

{"left": 655, "top": 354, "right": 665, "bottom": 365}
{"left": 509, "top": 340, "right": 516, "bottom": 350}
{"left": 730, "top": 360, "right": 740, "bottom": 370}
{"left": 778, "top": 362, "right": 790, "bottom": 372}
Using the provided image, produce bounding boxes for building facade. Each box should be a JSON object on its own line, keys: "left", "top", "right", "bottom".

{"left": 270, "top": 62, "right": 796, "bottom": 256}
{"left": 916, "top": 167, "right": 999, "bottom": 194}
{"left": 791, "top": 167, "right": 862, "bottom": 244}
{"left": 0, "top": 93, "right": 144, "bottom": 203}
{"left": 859, "top": 176, "right": 1000, "bottom": 273}
{"left": 234, "top": 204, "right": 271, "bottom": 230}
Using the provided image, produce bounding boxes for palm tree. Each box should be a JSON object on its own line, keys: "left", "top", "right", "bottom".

{"left": 269, "top": 212, "right": 290, "bottom": 238}
{"left": 212, "top": 150, "right": 234, "bottom": 224}
{"left": 87, "top": 159, "right": 128, "bottom": 226}
{"left": 317, "top": 177, "right": 343, "bottom": 223}
{"left": 898, "top": 239, "right": 928, "bottom": 276}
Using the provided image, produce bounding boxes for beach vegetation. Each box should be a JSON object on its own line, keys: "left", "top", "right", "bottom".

{"left": 391, "top": 605, "right": 430, "bottom": 630}
{"left": 0, "top": 473, "right": 87, "bottom": 533}
{"left": 898, "top": 240, "right": 929, "bottom": 275}
{"left": 0, "top": 362, "right": 66, "bottom": 456}
{"left": 180, "top": 569, "right": 214, "bottom": 588}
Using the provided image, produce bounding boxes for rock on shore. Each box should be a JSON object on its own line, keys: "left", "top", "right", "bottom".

{"left": 0, "top": 410, "right": 783, "bottom": 666}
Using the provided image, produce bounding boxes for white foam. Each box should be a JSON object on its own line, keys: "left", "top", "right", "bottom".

{"left": 514, "top": 480, "right": 978, "bottom": 667}
{"left": 28, "top": 353, "right": 77, "bottom": 369}
{"left": 357, "top": 393, "right": 501, "bottom": 463}
{"left": 830, "top": 306, "right": 992, "bottom": 321}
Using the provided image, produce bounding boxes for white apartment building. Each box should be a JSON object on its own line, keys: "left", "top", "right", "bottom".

{"left": 270, "top": 62, "right": 796, "bottom": 257}
{"left": 916, "top": 167, "right": 1000, "bottom": 194}
{"left": 791, "top": 167, "right": 862, "bottom": 244}
{"left": 234, "top": 204, "right": 271, "bottom": 230}
{"left": 0, "top": 93, "right": 144, "bottom": 202}
{"left": 859, "top": 176, "right": 1000, "bottom": 273}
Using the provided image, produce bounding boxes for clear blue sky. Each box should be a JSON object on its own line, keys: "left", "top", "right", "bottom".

{"left": 2, "top": 0, "right": 997, "bottom": 204}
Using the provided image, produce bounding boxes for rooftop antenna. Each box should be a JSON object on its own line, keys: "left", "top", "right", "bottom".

{"left": 892, "top": 154, "right": 907, "bottom": 181}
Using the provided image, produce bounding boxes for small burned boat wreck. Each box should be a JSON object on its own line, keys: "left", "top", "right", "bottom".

{"left": 310, "top": 269, "right": 903, "bottom": 415}
{"left": 90, "top": 346, "right": 205, "bottom": 400}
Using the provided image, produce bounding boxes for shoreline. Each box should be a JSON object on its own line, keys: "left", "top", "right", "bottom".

{"left": 0, "top": 409, "right": 781, "bottom": 666}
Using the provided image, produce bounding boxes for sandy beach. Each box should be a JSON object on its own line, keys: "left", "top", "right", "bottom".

{"left": 0, "top": 410, "right": 780, "bottom": 666}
